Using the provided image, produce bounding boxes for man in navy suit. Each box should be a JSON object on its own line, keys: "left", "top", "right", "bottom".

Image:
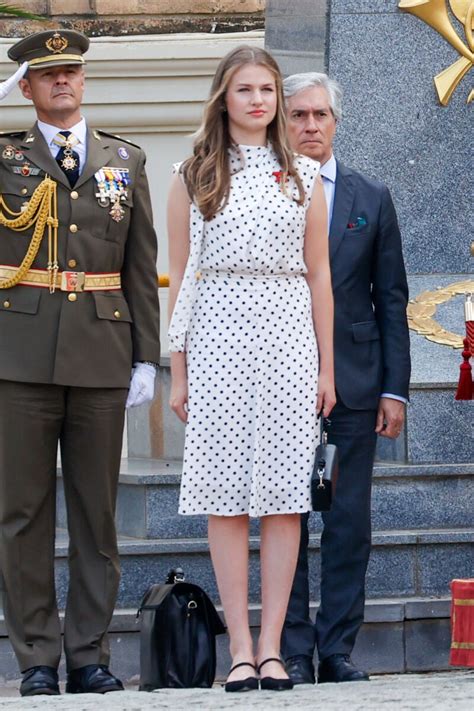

{"left": 281, "top": 73, "right": 411, "bottom": 684}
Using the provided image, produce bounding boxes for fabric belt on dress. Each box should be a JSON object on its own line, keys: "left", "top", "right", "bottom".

{"left": 198, "top": 270, "right": 303, "bottom": 282}
{"left": 0, "top": 265, "right": 121, "bottom": 292}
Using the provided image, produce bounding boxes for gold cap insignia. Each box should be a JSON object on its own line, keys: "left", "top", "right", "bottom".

{"left": 46, "top": 32, "right": 68, "bottom": 55}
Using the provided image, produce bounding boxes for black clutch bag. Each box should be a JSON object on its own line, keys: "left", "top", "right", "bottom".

{"left": 311, "top": 418, "right": 339, "bottom": 511}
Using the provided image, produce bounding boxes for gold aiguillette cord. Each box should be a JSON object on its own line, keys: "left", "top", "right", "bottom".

{"left": 0, "top": 175, "right": 58, "bottom": 291}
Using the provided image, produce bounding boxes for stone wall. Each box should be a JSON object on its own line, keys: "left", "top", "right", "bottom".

{"left": 265, "top": 0, "right": 327, "bottom": 75}
{"left": 0, "top": 0, "right": 265, "bottom": 37}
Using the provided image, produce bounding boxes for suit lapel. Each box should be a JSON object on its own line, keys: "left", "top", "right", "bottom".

{"left": 20, "top": 123, "right": 70, "bottom": 189}
{"left": 329, "top": 161, "right": 355, "bottom": 262}
{"left": 74, "top": 128, "right": 114, "bottom": 190}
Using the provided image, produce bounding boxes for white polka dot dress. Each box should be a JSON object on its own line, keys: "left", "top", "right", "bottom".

{"left": 172, "top": 144, "right": 321, "bottom": 517}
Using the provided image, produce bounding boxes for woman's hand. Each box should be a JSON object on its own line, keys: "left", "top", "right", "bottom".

{"left": 317, "top": 370, "right": 336, "bottom": 418}
{"left": 170, "top": 375, "right": 189, "bottom": 423}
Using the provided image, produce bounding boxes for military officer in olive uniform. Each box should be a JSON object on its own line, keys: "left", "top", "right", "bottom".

{"left": 0, "top": 30, "right": 160, "bottom": 696}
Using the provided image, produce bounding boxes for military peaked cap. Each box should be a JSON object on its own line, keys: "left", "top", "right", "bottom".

{"left": 8, "top": 30, "right": 89, "bottom": 70}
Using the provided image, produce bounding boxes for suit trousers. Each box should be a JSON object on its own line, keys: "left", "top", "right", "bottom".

{"left": 0, "top": 380, "right": 127, "bottom": 672}
{"left": 282, "top": 398, "right": 377, "bottom": 661}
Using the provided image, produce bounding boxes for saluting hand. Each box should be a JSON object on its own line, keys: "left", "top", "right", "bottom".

{"left": 0, "top": 62, "right": 28, "bottom": 100}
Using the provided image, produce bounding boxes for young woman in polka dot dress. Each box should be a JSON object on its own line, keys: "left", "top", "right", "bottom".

{"left": 167, "top": 46, "right": 335, "bottom": 692}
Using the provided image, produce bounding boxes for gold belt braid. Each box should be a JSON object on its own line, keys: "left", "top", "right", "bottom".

{"left": 0, "top": 265, "right": 121, "bottom": 292}
{"left": 0, "top": 176, "right": 59, "bottom": 293}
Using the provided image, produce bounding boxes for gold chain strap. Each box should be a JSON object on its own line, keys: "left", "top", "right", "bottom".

{"left": 0, "top": 176, "right": 58, "bottom": 292}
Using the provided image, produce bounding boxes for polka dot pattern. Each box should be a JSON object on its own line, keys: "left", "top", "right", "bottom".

{"left": 177, "top": 144, "right": 321, "bottom": 517}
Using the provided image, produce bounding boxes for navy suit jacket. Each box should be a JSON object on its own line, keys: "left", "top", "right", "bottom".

{"left": 330, "top": 161, "right": 411, "bottom": 410}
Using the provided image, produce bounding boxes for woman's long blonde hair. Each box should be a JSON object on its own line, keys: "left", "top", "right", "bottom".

{"left": 181, "top": 45, "right": 305, "bottom": 221}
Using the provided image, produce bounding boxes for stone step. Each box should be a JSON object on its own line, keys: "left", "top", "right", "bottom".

{"left": 49, "top": 527, "right": 474, "bottom": 610}
{"left": 56, "top": 461, "right": 474, "bottom": 539}
{"left": 0, "top": 596, "right": 453, "bottom": 683}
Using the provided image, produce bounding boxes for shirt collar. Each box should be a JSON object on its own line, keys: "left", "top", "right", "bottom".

{"left": 37, "top": 117, "right": 87, "bottom": 147}
{"left": 319, "top": 153, "right": 337, "bottom": 183}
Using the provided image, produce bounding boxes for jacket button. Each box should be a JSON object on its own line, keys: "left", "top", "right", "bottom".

{"left": 3, "top": 300, "right": 10, "bottom": 308}
{"left": 68, "top": 259, "right": 77, "bottom": 268}
{"left": 68, "top": 293, "right": 77, "bottom": 302}
{"left": 21, "top": 188, "right": 28, "bottom": 195}
{"left": 70, "top": 190, "right": 79, "bottom": 200}
{"left": 69, "top": 224, "right": 78, "bottom": 233}
{"left": 114, "top": 310, "right": 121, "bottom": 319}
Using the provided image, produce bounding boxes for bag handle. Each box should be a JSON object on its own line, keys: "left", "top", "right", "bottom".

{"left": 165, "top": 567, "right": 185, "bottom": 584}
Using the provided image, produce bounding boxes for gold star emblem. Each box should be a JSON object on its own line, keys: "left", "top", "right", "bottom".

{"left": 399, "top": 0, "right": 474, "bottom": 105}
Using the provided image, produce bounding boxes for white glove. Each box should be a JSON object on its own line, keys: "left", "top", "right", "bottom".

{"left": 126, "top": 362, "right": 156, "bottom": 409}
{"left": 0, "top": 62, "right": 28, "bottom": 100}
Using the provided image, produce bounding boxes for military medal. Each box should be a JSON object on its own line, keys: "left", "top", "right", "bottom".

{"left": 52, "top": 131, "right": 79, "bottom": 172}
{"left": 15, "top": 150, "right": 24, "bottom": 161}
{"left": 2, "top": 145, "right": 15, "bottom": 160}
{"left": 60, "top": 151, "right": 78, "bottom": 171}
{"left": 94, "top": 166, "right": 130, "bottom": 220}
{"left": 109, "top": 197, "right": 125, "bottom": 222}
{"left": 21, "top": 162, "right": 32, "bottom": 177}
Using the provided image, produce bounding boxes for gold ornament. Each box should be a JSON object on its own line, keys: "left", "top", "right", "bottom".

{"left": 399, "top": 0, "right": 474, "bottom": 105}
{"left": 407, "top": 280, "right": 474, "bottom": 348}
{"left": 46, "top": 33, "right": 68, "bottom": 55}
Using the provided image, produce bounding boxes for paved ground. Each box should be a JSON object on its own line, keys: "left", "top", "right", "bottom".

{"left": 0, "top": 672, "right": 473, "bottom": 710}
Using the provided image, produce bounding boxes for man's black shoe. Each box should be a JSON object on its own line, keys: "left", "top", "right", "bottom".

{"left": 20, "top": 666, "right": 60, "bottom": 696}
{"left": 285, "top": 655, "right": 316, "bottom": 685}
{"left": 318, "top": 654, "right": 369, "bottom": 683}
{"left": 66, "top": 665, "right": 124, "bottom": 694}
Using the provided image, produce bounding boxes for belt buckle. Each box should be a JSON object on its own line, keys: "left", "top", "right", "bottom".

{"left": 61, "top": 271, "right": 85, "bottom": 292}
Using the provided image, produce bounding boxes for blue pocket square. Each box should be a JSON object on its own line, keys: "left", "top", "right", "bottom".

{"left": 347, "top": 217, "right": 367, "bottom": 229}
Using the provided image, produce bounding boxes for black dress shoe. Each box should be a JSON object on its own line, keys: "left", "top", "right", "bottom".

{"left": 20, "top": 666, "right": 60, "bottom": 696}
{"left": 318, "top": 654, "right": 369, "bottom": 683}
{"left": 285, "top": 655, "right": 315, "bottom": 685}
{"left": 66, "top": 664, "right": 124, "bottom": 694}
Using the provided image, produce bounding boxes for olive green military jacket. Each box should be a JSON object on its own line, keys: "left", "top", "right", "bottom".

{"left": 0, "top": 123, "right": 160, "bottom": 387}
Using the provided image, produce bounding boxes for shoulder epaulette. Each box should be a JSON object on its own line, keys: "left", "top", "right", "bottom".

{"left": 0, "top": 131, "right": 27, "bottom": 139}
{"left": 94, "top": 130, "right": 142, "bottom": 149}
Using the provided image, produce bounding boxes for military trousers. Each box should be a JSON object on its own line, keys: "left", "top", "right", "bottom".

{"left": 0, "top": 379, "right": 127, "bottom": 672}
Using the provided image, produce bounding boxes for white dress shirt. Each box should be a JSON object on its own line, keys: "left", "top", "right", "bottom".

{"left": 320, "top": 153, "right": 337, "bottom": 227}
{"left": 37, "top": 117, "right": 87, "bottom": 175}
{"left": 320, "top": 153, "right": 406, "bottom": 405}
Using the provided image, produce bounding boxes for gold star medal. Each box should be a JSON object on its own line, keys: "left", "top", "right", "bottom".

{"left": 109, "top": 196, "right": 125, "bottom": 223}
{"left": 60, "top": 152, "right": 78, "bottom": 171}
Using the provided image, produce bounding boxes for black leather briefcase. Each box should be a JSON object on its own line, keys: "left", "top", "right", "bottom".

{"left": 138, "top": 568, "right": 226, "bottom": 690}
